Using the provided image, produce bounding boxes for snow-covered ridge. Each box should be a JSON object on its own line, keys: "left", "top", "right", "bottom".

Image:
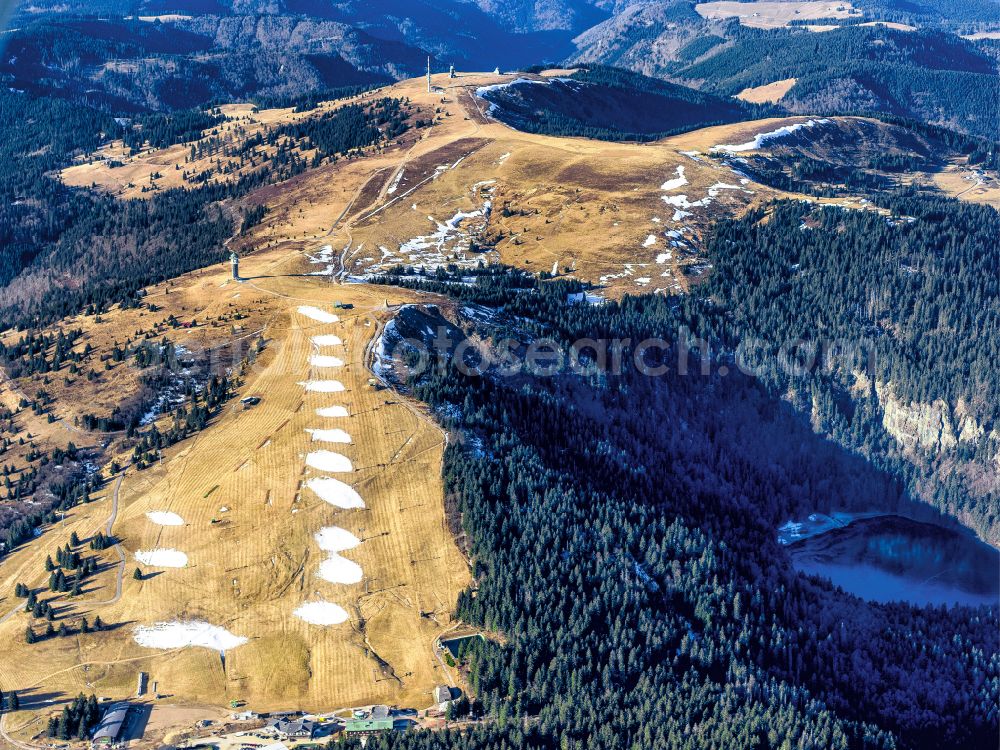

{"left": 711, "top": 119, "right": 831, "bottom": 154}
{"left": 475, "top": 77, "right": 548, "bottom": 100}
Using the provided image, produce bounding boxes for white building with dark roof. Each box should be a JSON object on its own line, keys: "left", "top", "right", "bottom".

{"left": 91, "top": 703, "right": 129, "bottom": 749}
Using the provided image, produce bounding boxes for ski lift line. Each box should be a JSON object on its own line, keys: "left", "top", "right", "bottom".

{"left": 354, "top": 141, "right": 491, "bottom": 224}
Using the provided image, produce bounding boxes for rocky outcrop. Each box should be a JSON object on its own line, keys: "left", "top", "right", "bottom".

{"left": 875, "top": 381, "right": 993, "bottom": 455}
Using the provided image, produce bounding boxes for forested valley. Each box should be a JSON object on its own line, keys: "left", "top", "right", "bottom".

{"left": 353, "top": 256, "right": 999, "bottom": 749}
{"left": 692, "top": 194, "right": 1000, "bottom": 543}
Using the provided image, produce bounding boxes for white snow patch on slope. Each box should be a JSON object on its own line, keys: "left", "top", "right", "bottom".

{"left": 316, "top": 526, "right": 361, "bottom": 552}
{"left": 297, "top": 306, "right": 340, "bottom": 323}
{"left": 306, "top": 477, "right": 365, "bottom": 509}
{"left": 146, "top": 511, "right": 184, "bottom": 526}
{"left": 134, "top": 620, "right": 246, "bottom": 651}
{"left": 309, "top": 355, "right": 344, "bottom": 368}
{"left": 707, "top": 182, "right": 742, "bottom": 197}
{"left": 660, "top": 166, "right": 687, "bottom": 191}
{"left": 387, "top": 169, "right": 404, "bottom": 194}
{"left": 135, "top": 549, "right": 188, "bottom": 567}
{"left": 399, "top": 207, "right": 491, "bottom": 257}
{"left": 316, "top": 405, "right": 349, "bottom": 418}
{"left": 306, "top": 451, "right": 353, "bottom": 473}
{"left": 475, "top": 78, "right": 546, "bottom": 99}
{"left": 294, "top": 601, "right": 348, "bottom": 626}
{"left": 306, "top": 245, "right": 336, "bottom": 276}
{"left": 711, "top": 119, "right": 830, "bottom": 153}
{"left": 299, "top": 380, "right": 345, "bottom": 393}
{"left": 318, "top": 554, "right": 363, "bottom": 584}
{"left": 312, "top": 334, "right": 343, "bottom": 347}
{"left": 306, "top": 428, "right": 352, "bottom": 444}
{"left": 315, "top": 526, "right": 363, "bottom": 584}
{"left": 662, "top": 194, "right": 710, "bottom": 209}
{"left": 643, "top": 234, "right": 657, "bottom": 248}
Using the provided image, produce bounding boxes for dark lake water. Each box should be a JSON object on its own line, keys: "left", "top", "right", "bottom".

{"left": 788, "top": 515, "right": 999, "bottom": 607}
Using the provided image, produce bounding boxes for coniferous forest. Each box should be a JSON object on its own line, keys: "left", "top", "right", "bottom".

{"left": 351, "top": 258, "right": 999, "bottom": 749}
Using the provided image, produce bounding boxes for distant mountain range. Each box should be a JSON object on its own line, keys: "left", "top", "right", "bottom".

{"left": 3, "top": 0, "right": 999, "bottom": 136}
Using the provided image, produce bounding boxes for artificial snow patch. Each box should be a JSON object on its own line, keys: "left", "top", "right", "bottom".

{"left": 660, "top": 166, "right": 687, "bottom": 191}
{"left": 297, "top": 306, "right": 340, "bottom": 323}
{"left": 294, "top": 601, "right": 348, "bottom": 626}
{"left": 135, "top": 549, "right": 188, "bottom": 567}
{"left": 306, "top": 428, "right": 352, "bottom": 444}
{"left": 306, "top": 477, "right": 365, "bottom": 509}
{"left": 146, "top": 511, "right": 184, "bottom": 526}
{"left": 316, "top": 526, "right": 361, "bottom": 552}
{"left": 310, "top": 354, "right": 344, "bottom": 368}
{"left": 711, "top": 119, "right": 830, "bottom": 154}
{"left": 316, "top": 405, "right": 349, "bottom": 418}
{"left": 315, "top": 526, "right": 363, "bottom": 584}
{"left": 318, "top": 555, "right": 363, "bottom": 584}
{"left": 299, "top": 380, "right": 345, "bottom": 393}
{"left": 312, "top": 334, "right": 343, "bottom": 347}
{"left": 306, "top": 451, "right": 353, "bottom": 473}
{"left": 133, "top": 620, "right": 246, "bottom": 651}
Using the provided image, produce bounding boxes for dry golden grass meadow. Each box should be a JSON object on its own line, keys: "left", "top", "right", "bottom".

{"left": 1, "top": 68, "right": 998, "bottom": 745}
